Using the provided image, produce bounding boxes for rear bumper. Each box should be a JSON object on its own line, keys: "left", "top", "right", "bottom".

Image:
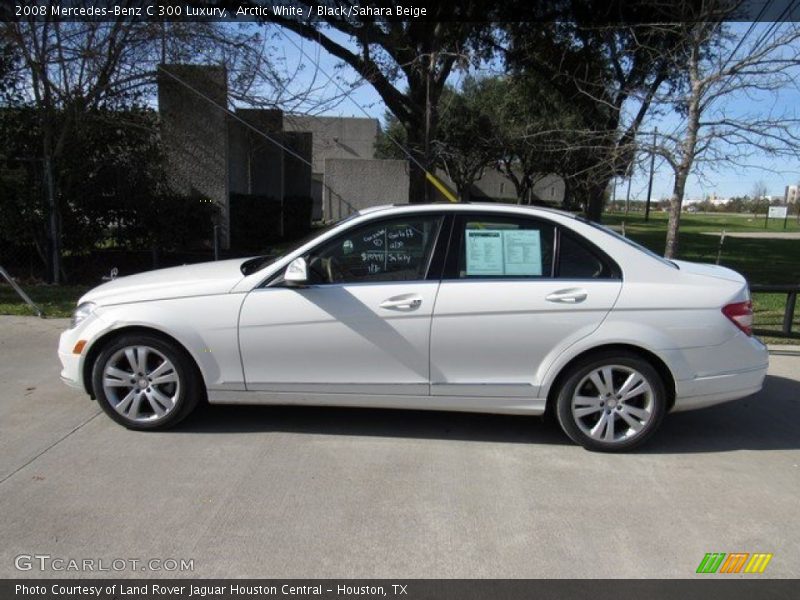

{"left": 671, "top": 335, "right": 768, "bottom": 412}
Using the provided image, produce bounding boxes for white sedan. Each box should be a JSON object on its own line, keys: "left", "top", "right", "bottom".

{"left": 58, "top": 204, "right": 768, "bottom": 451}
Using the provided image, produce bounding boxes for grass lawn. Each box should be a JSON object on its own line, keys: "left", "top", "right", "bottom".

{"left": 602, "top": 210, "right": 800, "bottom": 285}
{"left": 0, "top": 284, "right": 89, "bottom": 319}
{"left": 2, "top": 210, "right": 798, "bottom": 342}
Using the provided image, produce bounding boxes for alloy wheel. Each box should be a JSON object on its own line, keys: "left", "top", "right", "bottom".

{"left": 101, "top": 345, "right": 181, "bottom": 423}
{"left": 570, "top": 365, "right": 655, "bottom": 443}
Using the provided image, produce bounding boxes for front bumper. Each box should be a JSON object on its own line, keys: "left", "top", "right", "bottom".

{"left": 58, "top": 330, "right": 85, "bottom": 391}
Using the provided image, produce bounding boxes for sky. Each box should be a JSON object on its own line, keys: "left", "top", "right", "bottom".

{"left": 260, "top": 23, "right": 800, "bottom": 203}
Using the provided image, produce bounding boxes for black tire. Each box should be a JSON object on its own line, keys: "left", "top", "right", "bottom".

{"left": 554, "top": 350, "right": 667, "bottom": 452}
{"left": 92, "top": 333, "right": 202, "bottom": 430}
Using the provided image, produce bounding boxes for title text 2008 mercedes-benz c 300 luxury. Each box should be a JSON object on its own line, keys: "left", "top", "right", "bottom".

{"left": 59, "top": 204, "right": 768, "bottom": 451}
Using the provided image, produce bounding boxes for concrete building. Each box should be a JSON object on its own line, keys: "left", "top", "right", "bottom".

{"left": 158, "top": 64, "right": 567, "bottom": 242}
{"left": 158, "top": 65, "right": 314, "bottom": 247}
{"left": 283, "top": 115, "right": 379, "bottom": 220}
{"left": 283, "top": 115, "right": 379, "bottom": 174}
{"left": 324, "top": 159, "right": 409, "bottom": 221}
{"left": 435, "top": 169, "right": 565, "bottom": 204}
{"left": 786, "top": 185, "right": 799, "bottom": 204}
{"left": 158, "top": 64, "right": 230, "bottom": 245}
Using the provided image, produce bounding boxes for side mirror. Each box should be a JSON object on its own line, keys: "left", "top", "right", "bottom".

{"left": 284, "top": 257, "right": 308, "bottom": 285}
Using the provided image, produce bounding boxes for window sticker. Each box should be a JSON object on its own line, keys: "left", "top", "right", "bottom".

{"left": 503, "top": 230, "right": 542, "bottom": 276}
{"left": 465, "top": 229, "right": 542, "bottom": 276}
{"left": 466, "top": 230, "right": 504, "bottom": 275}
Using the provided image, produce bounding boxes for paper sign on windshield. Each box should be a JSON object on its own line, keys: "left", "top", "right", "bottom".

{"left": 466, "top": 229, "right": 542, "bottom": 276}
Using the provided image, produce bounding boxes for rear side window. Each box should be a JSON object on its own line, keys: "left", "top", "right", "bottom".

{"left": 557, "top": 230, "right": 619, "bottom": 279}
{"left": 446, "top": 215, "right": 556, "bottom": 279}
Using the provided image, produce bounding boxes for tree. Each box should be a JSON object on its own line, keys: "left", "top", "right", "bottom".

{"left": 241, "top": 2, "right": 487, "bottom": 203}
{"left": 751, "top": 181, "right": 768, "bottom": 205}
{"left": 433, "top": 79, "right": 497, "bottom": 201}
{"left": 502, "top": 11, "right": 692, "bottom": 221}
{"left": 477, "top": 75, "right": 571, "bottom": 205}
{"left": 0, "top": 105, "right": 216, "bottom": 276}
{"left": 375, "top": 111, "right": 407, "bottom": 160}
{"left": 651, "top": 18, "right": 800, "bottom": 257}
{"left": 2, "top": 17, "right": 268, "bottom": 281}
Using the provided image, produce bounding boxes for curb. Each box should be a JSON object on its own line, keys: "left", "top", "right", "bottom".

{"left": 767, "top": 345, "right": 800, "bottom": 355}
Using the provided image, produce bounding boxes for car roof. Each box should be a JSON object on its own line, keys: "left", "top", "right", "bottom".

{"left": 356, "top": 202, "right": 578, "bottom": 220}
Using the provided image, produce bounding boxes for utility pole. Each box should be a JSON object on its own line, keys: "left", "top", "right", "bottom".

{"left": 424, "top": 51, "right": 434, "bottom": 203}
{"left": 644, "top": 127, "right": 656, "bottom": 222}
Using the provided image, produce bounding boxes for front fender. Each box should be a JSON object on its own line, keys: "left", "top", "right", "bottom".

{"left": 80, "top": 294, "right": 246, "bottom": 392}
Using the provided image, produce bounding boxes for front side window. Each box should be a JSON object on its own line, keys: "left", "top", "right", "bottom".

{"left": 306, "top": 215, "right": 443, "bottom": 284}
{"left": 447, "top": 215, "right": 556, "bottom": 279}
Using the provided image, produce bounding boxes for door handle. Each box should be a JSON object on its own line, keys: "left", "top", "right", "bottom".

{"left": 380, "top": 294, "right": 423, "bottom": 310}
{"left": 545, "top": 288, "right": 588, "bottom": 304}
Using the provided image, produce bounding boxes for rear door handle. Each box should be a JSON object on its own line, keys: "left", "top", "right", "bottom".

{"left": 380, "top": 294, "right": 423, "bottom": 310}
{"left": 545, "top": 288, "right": 588, "bottom": 304}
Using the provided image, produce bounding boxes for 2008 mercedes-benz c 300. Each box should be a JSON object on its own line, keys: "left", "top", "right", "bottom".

{"left": 59, "top": 203, "right": 768, "bottom": 451}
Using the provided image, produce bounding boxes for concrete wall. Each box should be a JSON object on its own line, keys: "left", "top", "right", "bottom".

{"left": 228, "top": 109, "right": 284, "bottom": 198}
{"left": 282, "top": 131, "right": 313, "bottom": 200}
{"left": 157, "top": 64, "right": 229, "bottom": 246}
{"left": 284, "top": 116, "right": 378, "bottom": 174}
{"left": 324, "top": 159, "right": 409, "bottom": 221}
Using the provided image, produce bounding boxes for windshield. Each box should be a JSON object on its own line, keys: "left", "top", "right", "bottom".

{"left": 239, "top": 213, "right": 359, "bottom": 276}
{"left": 579, "top": 218, "right": 678, "bottom": 269}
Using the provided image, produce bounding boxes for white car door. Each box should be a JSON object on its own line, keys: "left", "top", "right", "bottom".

{"left": 238, "top": 213, "right": 446, "bottom": 395}
{"left": 430, "top": 213, "right": 622, "bottom": 399}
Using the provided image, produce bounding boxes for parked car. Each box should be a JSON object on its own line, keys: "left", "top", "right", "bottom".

{"left": 58, "top": 203, "right": 768, "bottom": 451}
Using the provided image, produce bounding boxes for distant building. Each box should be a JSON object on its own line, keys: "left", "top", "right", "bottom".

{"left": 709, "top": 192, "right": 729, "bottom": 206}
{"left": 435, "top": 169, "right": 565, "bottom": 204}
{"left": 786, "top": 185, "right": 799, "bottom": 204}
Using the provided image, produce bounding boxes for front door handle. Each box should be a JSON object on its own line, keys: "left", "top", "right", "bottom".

{"left": 380, "top": 294, "right": 423, "bottom": 310}
{"left": 545, "top": 288, "right": 588, "bottom": 304}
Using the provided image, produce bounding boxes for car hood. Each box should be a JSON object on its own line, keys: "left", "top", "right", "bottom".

{"left": 79, "top": 259, "right": 247, "bottom": 306}
{"left": 671, "top": 260, "right": 747, "bottom": 284}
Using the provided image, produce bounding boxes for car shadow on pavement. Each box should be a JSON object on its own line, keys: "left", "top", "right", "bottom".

{"left": 175, "top": 375, "right": 800, "bottom": 453}
{"left": 179, "top": 402, "right": 570, "bottom": 445}
{"left": 644, "top": 374, "right": 800, "bottom": 453}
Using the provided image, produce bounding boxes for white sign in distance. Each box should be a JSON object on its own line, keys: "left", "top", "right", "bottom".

{"left": 768, "top": 206, "right": 788, "bottom": 219}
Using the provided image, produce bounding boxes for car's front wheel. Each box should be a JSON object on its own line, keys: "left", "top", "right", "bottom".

{"left": 92, "top": 333, "right": 201, "bottom": 430}
{"left": 554, "top": 351, "right": 667, "bottom": 452}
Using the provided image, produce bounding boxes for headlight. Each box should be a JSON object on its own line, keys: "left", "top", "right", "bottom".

{"left": 70, "top": 302, "right": 96, "bottom": 329}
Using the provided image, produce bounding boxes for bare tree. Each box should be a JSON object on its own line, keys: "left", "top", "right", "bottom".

{"left": 238, "top": 3, "right": 483, "bottom": 203}
{"left": 651, "top": 17, "right": 800, "bottom": 258}
{"left": 2, "top": 15, "right": 289, "bottom": 281}
{"left": 751, "top": 180, "right": 769, "bottom": 203}
{"left": 503, "top": 17, "right": 693, "bottom": 221}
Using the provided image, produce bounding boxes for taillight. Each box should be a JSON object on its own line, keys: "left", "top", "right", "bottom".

{"left": 722, "top": 300, "right": 753, "bottom": 336}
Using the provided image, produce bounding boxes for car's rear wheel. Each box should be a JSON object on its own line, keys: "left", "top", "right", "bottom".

{"left": 92, "top": 333, "right": 201, "bottom": 430}
{"left": 554, "top": 351, "right": 667, "bottom": 452}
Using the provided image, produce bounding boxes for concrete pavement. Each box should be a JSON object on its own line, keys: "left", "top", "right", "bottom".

{"left": 1, "top": 316, "right": 798, "bottom": 578}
